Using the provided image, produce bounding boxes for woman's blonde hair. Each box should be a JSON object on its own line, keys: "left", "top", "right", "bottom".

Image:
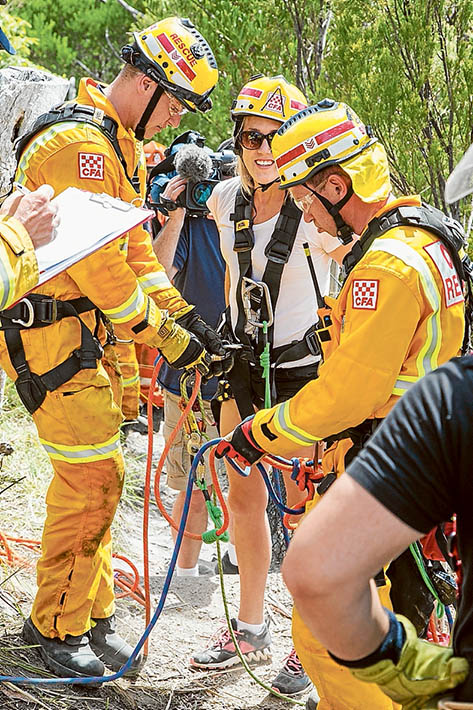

{"left": 236, "top": 117, "right": 257, "bottom": 198}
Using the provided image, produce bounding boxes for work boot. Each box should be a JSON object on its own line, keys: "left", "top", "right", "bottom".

{"left": 90, "top": 615, "right": 143, "bottom": 676}
{"left": 23, "top": 617, "right": 104, "bottom": 679}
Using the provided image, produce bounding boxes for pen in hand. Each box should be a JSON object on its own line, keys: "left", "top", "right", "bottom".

{"left": 12, "top": 182, "right": 32, "bottom": 195}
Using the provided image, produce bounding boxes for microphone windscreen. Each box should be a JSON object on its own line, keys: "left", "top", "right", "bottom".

{"left": 175, "top": 144, "right": 213, "bottom": 182}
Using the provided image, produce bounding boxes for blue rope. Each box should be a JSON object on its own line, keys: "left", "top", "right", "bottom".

{"left": 271, "top": 468, "right": 291, "bottom": 548}
{"left": 256, "top": 463, "right": 305, "bottom": 516}
{"left": 0, "top": 440, "right": 213, "bottom": 686}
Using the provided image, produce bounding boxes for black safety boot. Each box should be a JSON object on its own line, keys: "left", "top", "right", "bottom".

{"left": 23, "top": 617, "right": 104, "bottom": 679}
{"left": 90, "top": 615, "right": 143, "bottom": 676}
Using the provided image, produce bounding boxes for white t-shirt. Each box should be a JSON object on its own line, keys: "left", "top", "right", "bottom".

{"left": 207, "top": 177, "right": 340, "bottom": 368}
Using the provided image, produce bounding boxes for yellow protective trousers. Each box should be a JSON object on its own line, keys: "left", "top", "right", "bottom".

{"left": 292, "top": 440, "right": 401, "bottom": 710}
{"left": 24, "top": 360, "right": 124, "bottom": 639}
{"left": 293, "top": 587, "right": 399, "bottom": 710}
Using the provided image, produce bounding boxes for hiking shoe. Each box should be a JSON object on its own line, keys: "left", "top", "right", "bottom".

{"left": 90, "top": 615, "right": 143, "bottom": 676}
{"left": 214, "top": 550, "right": 239, "bottom": 575}
{"left": 190, "top": 618, "right": 271, "bottom": 670}
{"left": 23, "top": 617, "right": 104, "bottom": 679}
{"left": 305, "top": 689, "right": 320, "bottom": 709}
{"left": 271, "top": 648, "right": 312, "bottom": 696}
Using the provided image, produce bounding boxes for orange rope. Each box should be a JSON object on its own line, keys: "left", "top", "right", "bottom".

{"left": 152, "top": 372, "right": 204, "bottom": 542}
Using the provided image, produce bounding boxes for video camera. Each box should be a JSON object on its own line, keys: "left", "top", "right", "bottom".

{"left": 146, "top": 130, "right": 235, "bottom": 218}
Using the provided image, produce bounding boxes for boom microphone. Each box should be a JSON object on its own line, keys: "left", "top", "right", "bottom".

{"left": 174, "top": 144, "right": 213, "bottom": 182}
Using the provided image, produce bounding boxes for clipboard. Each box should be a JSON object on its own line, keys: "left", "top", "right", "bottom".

{"left": 34, "top": 187, "right": 154, "bottom": 284}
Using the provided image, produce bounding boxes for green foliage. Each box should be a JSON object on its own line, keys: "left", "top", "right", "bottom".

{"left": 8, "top": 0, "right": 473, "bottom": 221}
{"left": 313, "top": 0, "right": 473, "bottom": 218}
{"left": 0, "top": 7, "right": 37, "bottom": 68}
{"left": 10, "top": 0, "right": 134, "bottom": 82}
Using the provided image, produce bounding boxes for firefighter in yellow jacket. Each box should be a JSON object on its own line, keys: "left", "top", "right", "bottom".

{"left": 0, "top": 185, "right": 59, "bottom": 308}
{"left": 0, "top": 17, "right": 227, "bottom": 679}
{"left": 216, "top": 100, "right": 466, "bottom": 710}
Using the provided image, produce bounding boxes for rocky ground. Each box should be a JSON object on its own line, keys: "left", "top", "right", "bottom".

{"left": 0, "top": 419, "right": 312, "bottom": 710}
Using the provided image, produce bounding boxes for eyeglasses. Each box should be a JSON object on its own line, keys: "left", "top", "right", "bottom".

{"left": 164, "top": 91, "right": 188, "bottom": 117}
{"left": 291, "top": 185, "right": 320, "bottom": 212}
{"left": 238, "top": 129, "right": 278, "bottom": 150}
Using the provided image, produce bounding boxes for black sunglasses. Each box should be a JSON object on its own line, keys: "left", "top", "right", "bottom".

{"left": 238, "top": 129, "right": 278, "bottom": 150}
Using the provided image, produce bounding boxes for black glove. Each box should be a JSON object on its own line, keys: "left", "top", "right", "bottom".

{"left": 176, "top": 309, "right": 234, "bottom": 377}
{"left": 215, "top": 416, "right": 264, "bottom": 467}
{"left": 176, "top": 309, "right": 224, "bottom": 354}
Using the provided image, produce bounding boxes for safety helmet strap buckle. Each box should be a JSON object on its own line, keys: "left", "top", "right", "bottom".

{"left": 312, "top": 186, "right": 354, "bottom": 245}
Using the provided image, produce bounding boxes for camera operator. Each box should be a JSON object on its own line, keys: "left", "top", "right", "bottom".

{"left": 151, "top": 135, "right": 233, "bottom": 576}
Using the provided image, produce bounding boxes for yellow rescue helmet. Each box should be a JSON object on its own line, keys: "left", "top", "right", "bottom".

{"left": 231, "top": 75, "right": 308, "bottom": 125}
{"left": 272, "top": 98, "right": 392, "bottom": 203}
{"left": 121, "top": 17, "right": 218, "bottom": 113}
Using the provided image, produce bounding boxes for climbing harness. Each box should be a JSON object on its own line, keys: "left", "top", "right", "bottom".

{"left": 0, "top": 296, "right": 103, "bottom": 414}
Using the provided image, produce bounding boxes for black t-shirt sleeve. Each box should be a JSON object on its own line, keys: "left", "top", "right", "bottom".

{"left": 347, "top": 356, "right": 473, "bottom": 534}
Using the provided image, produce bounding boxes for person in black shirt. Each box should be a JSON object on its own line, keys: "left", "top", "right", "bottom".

{"left": 282, "top": 356, "right": 473, "bottom": 708}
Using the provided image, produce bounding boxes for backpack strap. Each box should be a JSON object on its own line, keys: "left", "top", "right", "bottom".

{"left": 15, "top": 103, "right": 141, "bottom": 194}
{"left": 343, "top": 201, "right": 473, "bottom": 354}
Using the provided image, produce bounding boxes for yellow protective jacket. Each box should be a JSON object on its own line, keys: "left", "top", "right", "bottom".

{"left": 9, "top": 78, "right": 188, "bottom": 376}
{"left": 0, "top": 215, "right": 39, "bottom": 309}
{"left": 252, "top": 196, "right": 465, "bottom": 458}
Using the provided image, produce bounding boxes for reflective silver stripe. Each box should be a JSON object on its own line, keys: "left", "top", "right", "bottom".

{"left": 392, "top": 378, "right": 415, "bottom": 394}
{"left": 16, "top": 122, "right": 91, "bottom": 184}
{"left": 122, "top": 373, "right": 140, "bottom": 387}
{"left": 273, "top": 401, "right": 319, "bottom": 446}
{"left": 138, "top": 272, "right": 172, "bottom": 294}
{"left": 368, "top": 238, "right": 442, "bottom": 377}
{"left": 102, "top": 286, "right": 146, "bottom": 324}
{"left": 40, "top": 433, "right": 121, "bottom": 463}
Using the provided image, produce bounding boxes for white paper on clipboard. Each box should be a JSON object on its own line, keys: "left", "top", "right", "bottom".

{"left": 34, "top": 187, "right": 153, "bottom": 284}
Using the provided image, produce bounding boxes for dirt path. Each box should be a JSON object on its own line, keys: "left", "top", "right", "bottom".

{"left": 0, "top": 425, "right": 310, "bottom": 710}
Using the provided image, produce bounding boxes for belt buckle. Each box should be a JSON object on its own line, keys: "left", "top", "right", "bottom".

{"left": 40, "top": 298, "right": 58, "bottom": 324}
{"left": 11, "top": 299, "right": 34, "bottom": 328}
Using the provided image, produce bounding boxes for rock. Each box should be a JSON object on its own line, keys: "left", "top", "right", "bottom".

{"left": 0, "top": 66, "right": 69, "bottom": 193}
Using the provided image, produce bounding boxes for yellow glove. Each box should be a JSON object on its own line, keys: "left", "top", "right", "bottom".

{"left": 351, "top": 615, "right": 469, "bottom": 710}
{"left": 156, "top": 313, "right": 212, "bottom": 378}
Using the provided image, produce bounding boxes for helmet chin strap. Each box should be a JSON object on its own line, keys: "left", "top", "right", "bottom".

{"left": 258, "top": 177, "right": 280, "bottom": 192}
{"left": 135, "top": 84, "right": 164, "bottom": 142}
{"left": 312, "top": 186, "right": 354, "bottom": 245}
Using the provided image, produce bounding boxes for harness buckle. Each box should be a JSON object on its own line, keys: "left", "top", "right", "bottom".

{"left": 304, "top": 327, "right": 321, "bottom": 357}
{"left": 11, "top": 299, "right": 34, "bottom": 328}
{"left": 265, "top": 241, "right": 289, "bottom": 265}
{"left": 35, "top": 297, "right": 58, "bottom": 324}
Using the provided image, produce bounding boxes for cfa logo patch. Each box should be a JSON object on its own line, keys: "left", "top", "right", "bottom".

{"left": 78, "top": 152, "right": 104, "bottom": 180}
{"left": 352, "top": 279, "right": 379, "bottom": 310}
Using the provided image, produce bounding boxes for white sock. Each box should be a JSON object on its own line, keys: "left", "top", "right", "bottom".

{"left": 227, "top": 542, "right": 238, "bottom": 567}
{"left": 176, "top": 564, "right": 199, "bottom": 577}
{"left": 236, "top": 618, "right": 265, "bottom": 635}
